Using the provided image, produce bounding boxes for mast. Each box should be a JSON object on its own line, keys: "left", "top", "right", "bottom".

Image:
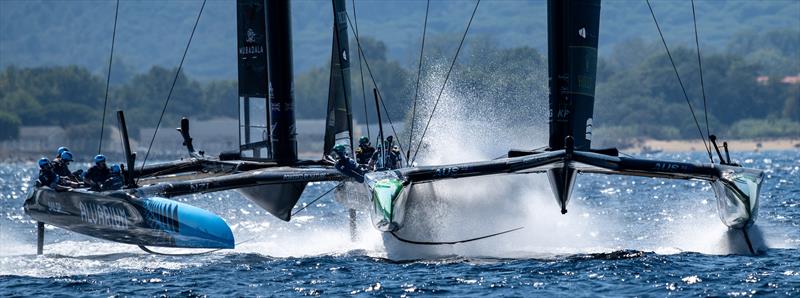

{"left": 547, "top": 0, "right": 601, "bottom": 151}
{"left": 236, "top": 0, "right": 271, "bottom": 160}
{"left": 266, "top": 0, "right": 298, "bottom": 165}
{"left": 323, "top": 0, "right": 355, "bottom": 157}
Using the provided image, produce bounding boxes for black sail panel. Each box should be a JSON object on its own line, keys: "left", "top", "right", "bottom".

{"left": 266, "top": 0, "right": 298, "bottom": 165}
{"left": 236, "top": 0, "right": 271, "bottom": 160}
{"left": 237, "top": 0, "right": 268, "bottom": 98}
{"left": 323, "top": 0, "right": 354, "bottom": 157}
{"left": 548, "top": 0, "right": 601, "bottom": 151}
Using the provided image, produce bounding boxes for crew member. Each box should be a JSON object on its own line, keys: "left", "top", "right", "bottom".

{"left": 85, "top": 154, "right": 111, "bottom": 191}
{"left": 386, "top": 145, "right": 404, "bottom": 169}
{"left": 102, "top": 164, "right": 124, "bottom": 191}
{"left": 52, "top": 151, "right": 79, "bottom": 182}
{"left": 36, "top": 158, "right": 60, "bottom": 188}
{"left": 332, "top": 144, "right": 366, "bottom": 183}
{"left": 37, "top": 157, "right": 78, "bottom": 190}
{"left": 368, "top": 142, "right": 385, "bottom": 170}
{"left": 55, "top": 146, "right": 69, "bottom": 159}
{"left": 355, "top": 136, "right": 376, "bottom": 165}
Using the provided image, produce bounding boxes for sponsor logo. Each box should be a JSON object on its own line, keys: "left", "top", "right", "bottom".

{"left": 79, "top": 202, "right": 128, "bottom": 230}
{"left": 238, "top": 45, "right": 264, "bottom": 55}
{"left": 578, "top": 27, "right": 587, "bottom": 39}
{"left": 283, "top": 173, "right": 332, "bottom": 180}
{"left": 246, "top": 28, "right": 256, "bottom": 43}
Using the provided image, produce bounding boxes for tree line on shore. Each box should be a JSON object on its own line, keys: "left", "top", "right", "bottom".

{"left": 1, "top": 31, "right": 797, "bottom": 147}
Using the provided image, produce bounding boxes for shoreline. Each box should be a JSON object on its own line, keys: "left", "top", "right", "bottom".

{"left": 628, "top": 138, "right": 800, "bottom": 153}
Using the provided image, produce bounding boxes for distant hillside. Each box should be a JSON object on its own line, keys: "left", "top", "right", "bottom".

{"left": 1, "top": 0, "right": 798, "bottom": 81}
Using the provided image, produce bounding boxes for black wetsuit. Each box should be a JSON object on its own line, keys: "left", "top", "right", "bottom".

{"left": 355, "top": 144, "right": 376, "bottom": 165}
{"left": 386, "top": 151, "right": 403, "bottom": 169}
{"left": 102, "top": 173, "right": 124, "bottom": 191}
{"left": 37, "top": 168, "right": 60, "bottom": 188}
{"left": 52, "top": 158, "right": 76, "bottom": 181}
{"left": 85, "top": 165, "right": 111, "bottom": 190}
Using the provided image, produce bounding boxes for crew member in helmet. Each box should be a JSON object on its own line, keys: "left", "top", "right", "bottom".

{"left": 36, "top": 158, "right": 60, "bottom": 188}
{"left": 102, "top": 164, "right": 124, "bottom": 190}
{"left": 368, "top": 141, "right": 385, "bottom": 170}
{"left": 52, "top": 151, "right": 79, "bottom": 182}
{"left": 332, "top": 144, "right": 366, "bottom": 183}
{"left": 55, "top": 146, "right": 69, "bottom": 159}
{"left": 85, "top": 154, "right": 112, "bottom": 191}
{"left": 355, "top": 136, "right": 376, "bottom": 165}
{"left": 387, "top": 145, "right": 404, "bottom": 169}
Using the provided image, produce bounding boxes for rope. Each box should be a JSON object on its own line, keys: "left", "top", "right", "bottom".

{"left": 691, "top": 0, "right": 712, "bottom": 153}
{"left": 291, "top": 182, "right": 342, "bottom": 216}
{"left": 406, "top": 0, "right": 430, "bottom": 165}
{"left": 390, "top": 226, "right": 523, "bottom": 245}
{"left": 344, "top": 13, "right": 406, "bottom": 158}
{"left": 98, "top": 0, "right": 119, "bottom": 154}
{"left": 351, "top": 0, "right": 370, "bottom": 140}
{"left": 138, "top": 0, "right": 206, "bottom": 183}
{"left": 411, "top": 0, "right": 481, "bottom": 165}
{"left": 646, "top": 0, "right": 713, "bottom": 162}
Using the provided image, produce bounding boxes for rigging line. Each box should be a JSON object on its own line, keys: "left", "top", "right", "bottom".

{"left": 291, "top": 182, "right": 343, "bottom": 216}
{"left": 344, "top": 13, "right": 406, "bottom": 157}
{"left": 98, "top": 0, "right": 120, "bottom": 154}
{"left": 390, "top": 226, "right": 523, "bottom": 246}
{"left": 646, "top": 0, "right": 713, "bottom": 162}
{"left": 137, "top": 0, "right": 206, "bottom": 184}
{"left": 411, "top": 0, "right": 481, "bottom": 165}
{"left": 351, "top": 0, "right": 370, "bottom": 140}
{"left": 406, "top": 0, "right": 431, "bottom": 166}
{"left": 691, "top": 0, "right": 712, "bottom": 146}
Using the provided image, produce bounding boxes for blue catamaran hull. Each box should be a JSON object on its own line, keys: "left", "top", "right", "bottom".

{"left": 24, "top": 188, "right": 234, "bottom": 249}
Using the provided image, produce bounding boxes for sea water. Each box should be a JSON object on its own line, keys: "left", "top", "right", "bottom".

{"left": 0, "top": 150, "right": 798, "bottom": 296}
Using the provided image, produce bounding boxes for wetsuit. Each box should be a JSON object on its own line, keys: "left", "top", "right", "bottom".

{"left": 85, "top": 165, "right": 111, "bottom": 191}
{"left": 52, "top": 158, "right": 77, "bottom": 181}
{"left": 355, "top": 144, "right": 376, "bottom": 165}
{"left": 386, "top": 150, "right": 403, "bottom": 170}
{"left": 37, "top": 168, "right": 60, "bottom": 188}
{"left": 102, "top": 173, "right": 124, "bottom": 191}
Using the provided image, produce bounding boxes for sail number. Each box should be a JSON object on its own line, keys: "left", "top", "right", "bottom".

{"left": 433, "top": 167, "right": 460, "bottom": 178}
{"left": 654, "top": 162, "right": 685, "bottom": 171}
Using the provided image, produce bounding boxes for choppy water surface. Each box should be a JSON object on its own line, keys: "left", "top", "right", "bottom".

{"left": 1, "top": 151, "right": 798, "bottom": 296}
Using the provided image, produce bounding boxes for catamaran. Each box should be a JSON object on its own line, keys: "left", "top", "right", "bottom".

{"left": 24, "top": 0, "right": 763, "bottom": 255}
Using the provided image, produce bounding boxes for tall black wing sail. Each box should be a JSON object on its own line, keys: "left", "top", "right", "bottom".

{"left": 323, "top": 0, "right": 354, "bottom": 157}
{"left": 548, "top": 0, "right": 601, "bottom": 151}
{"left": 237, "top": 0, "right": 272, "bottom": 160}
